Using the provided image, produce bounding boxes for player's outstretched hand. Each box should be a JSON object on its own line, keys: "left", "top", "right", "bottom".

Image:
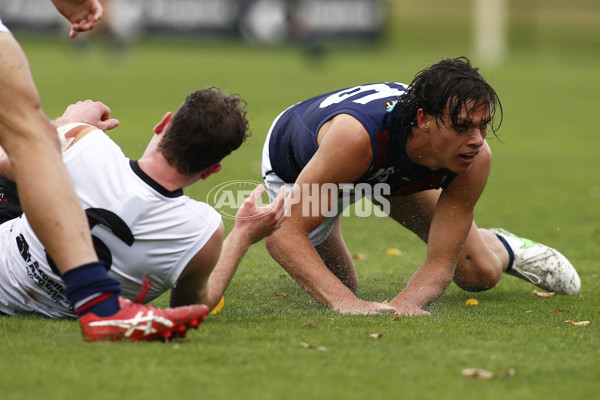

{"left": 51, "top": 0, "right": 103, "bottom": 38}
{"left": 55, "top": 100, "right": 120, "bottom": 132}
{"left": 234, "top": 184, "right": 286, "bottom": 244}
{"left": 391, "top": 303, "right": 431, "bottom": 317}
{"left": 334, "top": 299, "right": 396, "bottom": 315}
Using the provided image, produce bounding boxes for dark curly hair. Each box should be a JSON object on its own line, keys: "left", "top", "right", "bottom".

{"left": 159, "top": 88, "right": 250, "bottom": 175}
{"left": 393, "top": 57, "right": 502, "bottom": 139}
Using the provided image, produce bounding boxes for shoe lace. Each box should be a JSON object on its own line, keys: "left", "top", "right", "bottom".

{"left": 131, "top": 273, "right": 154, "bottom": 304}
{"left": 511, "top": 266, "right": 542, "bottom": 285}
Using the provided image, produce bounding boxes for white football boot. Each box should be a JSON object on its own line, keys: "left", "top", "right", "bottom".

{"left": 490, "top": 228, "right": 581, "bottom": 295}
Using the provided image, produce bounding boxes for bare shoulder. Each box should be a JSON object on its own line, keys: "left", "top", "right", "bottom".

{"left": 317, "top": 113, "right": 369, "bottom": 146}
{"left": 317, "top": 113, "right": 372, "bottom": 165}
{"left": 301, "top": 113, "right": 373, "bottom": 185}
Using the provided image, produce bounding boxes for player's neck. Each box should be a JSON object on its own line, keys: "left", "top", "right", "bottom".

{"left": 406, "top": 128, "right": 443, "bottom": 170}
{"left": 137, "top": 156, "right": 184, "bottom": 191}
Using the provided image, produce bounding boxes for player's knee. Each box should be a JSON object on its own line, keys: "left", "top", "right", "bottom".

{"left": 454, "top": 277, "right": 494, "bottom": 292}
{"left": 454, "top": 261, "right": 499, "bottom": 292}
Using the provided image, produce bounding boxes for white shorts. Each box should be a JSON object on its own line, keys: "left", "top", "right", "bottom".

{"left": 0, "top": 18, "right": 10, "bottom": 33}
{"left": 261, "top": 111, "right": 361, "bottom": 247}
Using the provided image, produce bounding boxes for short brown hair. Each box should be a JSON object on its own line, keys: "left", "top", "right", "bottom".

{"left": 159, "top": 88, "right": 250, "bottom": 175}
{"left": 394, "top": 57, "right": 502, "bottom": 139}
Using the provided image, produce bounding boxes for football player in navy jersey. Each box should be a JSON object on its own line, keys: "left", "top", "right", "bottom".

{"left": 262, "top": 57, "right": 580, "bottom": 316}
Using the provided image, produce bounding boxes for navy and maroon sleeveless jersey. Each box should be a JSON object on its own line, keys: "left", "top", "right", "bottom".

{"left": 267, "top": 82, "right": 456, "bottom": 195}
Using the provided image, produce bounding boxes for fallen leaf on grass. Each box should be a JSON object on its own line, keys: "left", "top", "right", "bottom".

{"left": 564, "top": 320, "right": 590, "bottom": 326}
{"left": 532, "top": 290, "right": 555, "bottom": 297}
{"left": 299, "top": 340, "right": 326, "bottom": 351}
{"left": 461, "top": 368, "right": 517, "bottom": 380}
{"left": 301, "top": 320, "right": 316, "bottom": 329}
{"left": 369, "top": 333, "right": 383, "bottom": 339}
{"left": 461, "top": 368, "right": 494, "bottom": 379}
{"left": 551, "top": 309, "right": 568, "bottom": 313}
{"left": 465, "top": 298, "right": 479, "bottom": 306}
{"left": 352, "top": 253, "right": 367, "bottom": 260}
{"left": 386, "top": 248, "right": 402, "bottom": 256}
{"left": 274, "top": 293, "right": 288, "bottom": 297}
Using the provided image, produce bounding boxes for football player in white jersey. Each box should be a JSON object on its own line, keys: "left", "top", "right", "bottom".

{"left": 0, "top": 88, "right": 285, "bottom": 341}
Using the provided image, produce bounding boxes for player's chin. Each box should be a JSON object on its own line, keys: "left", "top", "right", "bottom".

{"left": 450, "top": 156, "right": 477, "bottom": 174}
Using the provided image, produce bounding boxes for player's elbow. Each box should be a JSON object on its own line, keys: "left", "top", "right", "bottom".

{"left": 265, "top": 234, "right": 280, "bottom": 257}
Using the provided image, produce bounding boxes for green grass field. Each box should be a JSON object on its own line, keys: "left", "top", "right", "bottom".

{"left": 1, "top": 1, "right": 599, "bottom": 399}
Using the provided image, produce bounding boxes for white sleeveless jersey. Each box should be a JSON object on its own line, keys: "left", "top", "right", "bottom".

{"left": 0, "top": 125, "right": 222, "bottom": 318}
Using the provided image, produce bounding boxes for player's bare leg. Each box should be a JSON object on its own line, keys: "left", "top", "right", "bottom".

{"left": 0, "top": 33, "right": 97, "bottom": 273}
{"left": 379, "top": 191, "right": 437, "bottom": 243}
{"left": 0, "top": 32, "right": 125, "bottom": 325}
{"left": 453, "top": 225, "right": 507, "bottom": 291}
{"left": 379, "top": 190, "right": 506, "bottom": 291}
{"left": 315, "top": 218, "right": 358, "bottom": 292}
{"left": 381, "top": 189, "right": 579, "bottom": 294}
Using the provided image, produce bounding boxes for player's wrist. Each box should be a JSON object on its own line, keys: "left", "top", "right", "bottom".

{"left": 225, "top": 227, "right": 254, "bottom": 251}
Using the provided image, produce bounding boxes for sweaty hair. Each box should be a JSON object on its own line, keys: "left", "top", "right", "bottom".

{"left": 159, "top": 88, "right": 250, "bottom": 175}
{"left": 393, "top": 57, "right": 502, "bottom": 139}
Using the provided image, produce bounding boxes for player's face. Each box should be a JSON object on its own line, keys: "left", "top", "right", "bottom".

{"left": 428, "top": 100, "right": 491, "bottom": 174}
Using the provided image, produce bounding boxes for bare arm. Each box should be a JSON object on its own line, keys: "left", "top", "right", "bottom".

{"left": 203, "top": 184, "right": 285, "bottom": 308}
{"left": 265, "top": 114, "right": 396, "bottom": 315}
{"left": 170, "top": 184, "right": 286, "bottom": 310}
{"left": 389, "top": 143, "right": 492, "bottom": 315}
{"left": 0, "top": 150, "right": 11, "bottom": 180}
{"left": 51, "top": 0, "right": 103, "bottom": 38}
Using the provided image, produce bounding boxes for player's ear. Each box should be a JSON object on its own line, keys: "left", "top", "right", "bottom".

{"left": 199, "top": 164, "right": 222, "bottom": 180}
{"left": 153, "top": 112, "right": 172, "bottom": 134}
{"left": 416, "top": 108, "right": 430, "bottom": 132}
